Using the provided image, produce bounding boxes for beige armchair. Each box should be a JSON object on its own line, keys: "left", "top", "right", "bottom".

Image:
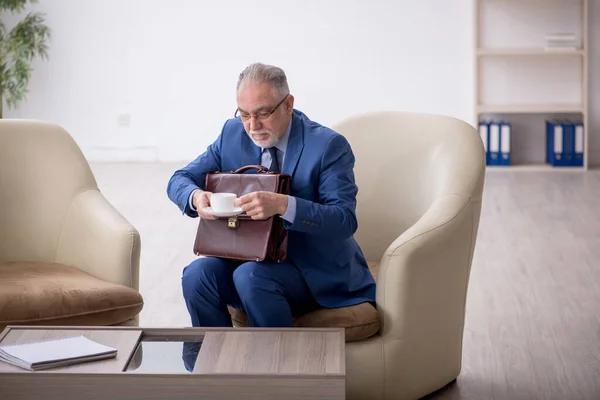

{"left": 0, "top": 119, "right": 143, "bottom": 333}
{"left": 331, "top": 111, "right": 485, "bottom": 399}
{"left": 230, "top": 111, "right": 485, "bottom": 399}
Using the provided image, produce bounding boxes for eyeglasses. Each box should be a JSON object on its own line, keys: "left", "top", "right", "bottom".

{"left": 234, "top": 94, "right": 289, "bottom": 121}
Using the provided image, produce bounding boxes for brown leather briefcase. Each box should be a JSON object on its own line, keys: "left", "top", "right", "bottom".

{"left": 193, "top": 165, "right": 292, "bottom": 263}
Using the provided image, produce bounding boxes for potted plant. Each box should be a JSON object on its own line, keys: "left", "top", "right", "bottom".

{"left": 0, "top": 0, "right": 50, "bottom": 118}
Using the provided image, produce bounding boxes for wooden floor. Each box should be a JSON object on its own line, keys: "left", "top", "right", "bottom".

{"left": 91, "top": 163, "right": 600, "bottom": 400}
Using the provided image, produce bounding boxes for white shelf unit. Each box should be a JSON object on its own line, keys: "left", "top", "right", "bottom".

{"left": 474, "top": 0, "right": 589, "bottom": 170}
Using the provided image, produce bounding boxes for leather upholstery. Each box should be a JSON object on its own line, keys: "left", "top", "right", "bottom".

{"left": 229, "top": 261, "right": 381, "bottom": 342}
{"left": 0, "top": 262, "right": 144, "bottom": 332}
{"left": 330, "top": 111, "right": 485, "bottom": 400}
{"left": 0, "top": 119, "right": 143, "bottom": 331}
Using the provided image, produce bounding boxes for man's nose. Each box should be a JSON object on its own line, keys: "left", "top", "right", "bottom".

{"left": 249, "top": 116, "right": 262, "bottom": 131}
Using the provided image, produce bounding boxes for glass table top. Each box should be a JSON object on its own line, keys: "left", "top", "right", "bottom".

{"left": 125, "top": 336, "right": 202, "bottom": 373}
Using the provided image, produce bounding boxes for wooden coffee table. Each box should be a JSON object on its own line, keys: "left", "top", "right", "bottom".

{"left": 0, "top": 325, "right": 345, "bottom": 400}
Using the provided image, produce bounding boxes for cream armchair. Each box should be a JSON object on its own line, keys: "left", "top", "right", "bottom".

{"left": 331, "top": 111, "right": 485, "bottom": 399}
{"left": 0, "top": 119, "right": 143, "bottom": 332}
{"left": 225, "top": 110, "right": 485, "bottom": 399}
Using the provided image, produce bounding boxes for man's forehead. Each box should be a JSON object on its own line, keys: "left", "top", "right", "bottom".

{"left": 237, "top": 85, "right": 276, "bottom": 113}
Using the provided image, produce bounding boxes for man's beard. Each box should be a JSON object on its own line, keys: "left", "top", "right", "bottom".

{"left": 249, "top": 129, "right": 278, "bottom": 148}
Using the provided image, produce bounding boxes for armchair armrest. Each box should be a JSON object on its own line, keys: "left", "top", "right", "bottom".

{"left": 375, "top": 193, "right": 481, "bottom": 395}
{"left": 379, "top": 195, "right": 480, "bottom": 342}
{"left": 54, "top": 189, "right": 141, "bottom": 290}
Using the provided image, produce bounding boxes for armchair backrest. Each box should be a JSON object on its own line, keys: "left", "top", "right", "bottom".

{"left": 330, "top": 111, "right": 485, "bottom": 260}
{"left": 0, "top": 119, "right": 98, "bottom": 263}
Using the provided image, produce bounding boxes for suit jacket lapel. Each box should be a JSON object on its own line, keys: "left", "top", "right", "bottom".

{"left": 282, "top": 114, "right": 304, "bottom": 176}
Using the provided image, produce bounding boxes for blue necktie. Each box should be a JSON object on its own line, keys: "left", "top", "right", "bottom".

{"left": 267, "top": 147, "right": 280, "bottom": 172}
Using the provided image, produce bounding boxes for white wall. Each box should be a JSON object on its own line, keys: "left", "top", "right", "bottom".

{"left": 2, "top": 0, "right": 474, "bottom": 162}
{"left": 2, "top": 0, "right": 598, "bottom": 166}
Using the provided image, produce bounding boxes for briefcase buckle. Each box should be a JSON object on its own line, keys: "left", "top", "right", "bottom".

{"left": 228, "top": 216, "right": 239, "bottom": 229}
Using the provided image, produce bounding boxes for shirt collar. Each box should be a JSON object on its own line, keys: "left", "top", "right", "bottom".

{"left": 274, "top": 117, "right": 292, "bottom": 153}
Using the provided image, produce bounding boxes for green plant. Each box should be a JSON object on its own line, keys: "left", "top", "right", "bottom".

{"left": 0, "top": 0, "right": 50, "bottom": 117}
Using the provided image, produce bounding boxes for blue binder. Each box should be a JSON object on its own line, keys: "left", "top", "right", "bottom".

{"left": 564, "top": 121, "right": 575, "bottom": 166}
{"left": 545, "top": 120, "right": 552, "bottom": 164}
{"left": 479, "top": 121, "right": 489, "bottom": 165}
{"left": 547, "top": 120, "right": 564, "bottom": 166}
{"left": 499, "top": 121, "right": 511, "bottom": 166}
{"left": 573, "top": 122, "right": 584, "bottom": 167}
{"left": 546, "top": 119, "right": 576, "bottom": 167}
{"left": 488, "top": 121, "right": 500, "bottom": 166}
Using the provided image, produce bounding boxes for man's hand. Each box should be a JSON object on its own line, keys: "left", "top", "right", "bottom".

{"left": 193, "top": 190, "right": 217, "bottom": 220}
{"left": 235, "top": 191, "right": 288, "bottom": 220}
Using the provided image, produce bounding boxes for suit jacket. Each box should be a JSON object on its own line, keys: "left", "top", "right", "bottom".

{"left": 167, "top": 109, "right": 376, "bottom": 308}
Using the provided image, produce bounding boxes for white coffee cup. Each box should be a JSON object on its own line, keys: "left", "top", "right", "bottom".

{"left": 210, "top": 193, "right": 237, "bottom": 212}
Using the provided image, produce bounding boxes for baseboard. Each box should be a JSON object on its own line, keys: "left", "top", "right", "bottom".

{"left": 83, "top": 146, "right": 159, "bottom": 162}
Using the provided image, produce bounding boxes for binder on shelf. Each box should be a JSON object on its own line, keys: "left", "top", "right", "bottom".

{"left": 563, "top": 121, "right": 575, "bottom": 165}
{"left": 545, "top": 120, "right": 552, "bottom": 164}
{"left": 478, "top": 121, "right": 489, "bottom": 165}
{"left": 545, "top": 119, "right": 584, "bottom": 167}
{"left": 488, "top": 122, "right": 500, "bottom": 166}
{"left": 546, "top": 119, "right": 565, "bottom": 166}
{"left": 574, "top": 122, "right": 584, "bottom": 166}
{"left": 499, "top": 121, "right": 511, "bottom": 166}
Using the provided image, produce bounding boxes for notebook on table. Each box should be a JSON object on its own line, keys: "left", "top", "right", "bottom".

{"left": 0, "top": 335, "right": 118, "bottom": 371}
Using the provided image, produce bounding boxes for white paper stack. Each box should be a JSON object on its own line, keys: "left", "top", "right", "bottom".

{"left": 0, "top": 335, "right": 117, "bottom": 371}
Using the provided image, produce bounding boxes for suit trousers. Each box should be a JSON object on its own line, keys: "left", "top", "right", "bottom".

{"left": 181, "top": 257, "right": 319, "bottom": 327}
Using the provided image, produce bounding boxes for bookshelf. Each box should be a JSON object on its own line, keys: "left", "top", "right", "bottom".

{"left": 474, "top": 0, "right": 589, "bottom": 170}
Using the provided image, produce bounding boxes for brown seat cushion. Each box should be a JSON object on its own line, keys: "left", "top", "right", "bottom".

{"left": 229, "top": 261, "right": 380, "bottom": 342}
{"left": 0, "top": 262, "right": 144, "bottom": 331}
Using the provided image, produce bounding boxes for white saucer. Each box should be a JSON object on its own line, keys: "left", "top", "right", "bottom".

{"left": 202, "top": 207, "right": 243, "bottom": 217}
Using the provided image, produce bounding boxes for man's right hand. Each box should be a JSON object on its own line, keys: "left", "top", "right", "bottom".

{"left": 193, "top": 190, "right": 217, "bottom": 220}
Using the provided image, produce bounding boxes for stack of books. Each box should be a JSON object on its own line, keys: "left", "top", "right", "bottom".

{"left": 544, "top": 33, "right": 578, "bottom": 51}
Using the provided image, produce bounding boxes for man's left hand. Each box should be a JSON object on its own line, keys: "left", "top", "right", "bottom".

{"left": 235, "top": 191, "right": 288, "bottom": 220}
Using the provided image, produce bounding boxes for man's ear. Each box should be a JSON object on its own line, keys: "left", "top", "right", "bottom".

{"left": 285, "top": 94, "right": 295, "bottom": 115}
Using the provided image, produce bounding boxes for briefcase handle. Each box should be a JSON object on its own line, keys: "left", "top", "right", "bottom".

{"left": 232, "top": 165, "right": 270, "bottom": 174}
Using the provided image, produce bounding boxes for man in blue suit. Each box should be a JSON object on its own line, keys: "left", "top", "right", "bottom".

{"left": 167, "top": 62, "right": 375, "bottom": 328}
